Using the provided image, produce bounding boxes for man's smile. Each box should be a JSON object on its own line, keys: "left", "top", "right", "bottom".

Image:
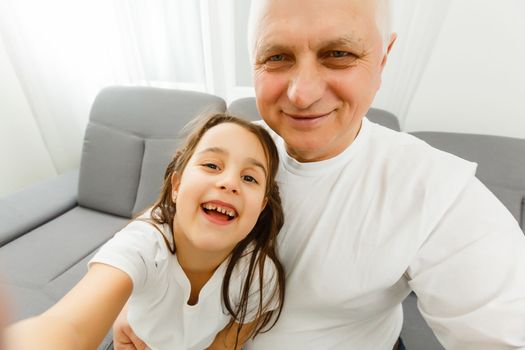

{"left": 281, "top": 110, "right": 334, "bottom": 128}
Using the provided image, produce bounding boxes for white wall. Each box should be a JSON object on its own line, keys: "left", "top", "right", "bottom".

{"left": 0, "top": 35, "right": 57, "bottom": 197}
{"left": 405, "top": 0, "right": 525, "bottom": 137}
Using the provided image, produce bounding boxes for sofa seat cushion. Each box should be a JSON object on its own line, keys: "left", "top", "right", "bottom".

{"left": 0, "top": 206, "right": 128, "bottom": 288}
{"left": 0, "top": 283, "right": 56, "bottom": 321}
{"left": 401, "top": 293, "right": 444, "bottom": 350}
{"left": 2, "top": 249, "right": 114, "bottom": 350}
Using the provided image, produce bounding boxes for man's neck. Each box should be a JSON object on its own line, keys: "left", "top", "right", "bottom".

{"left": 285, "top": 118, "right": 363, "bottom": 163}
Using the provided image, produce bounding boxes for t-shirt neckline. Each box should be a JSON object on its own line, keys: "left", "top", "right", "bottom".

{"left": 281, "top": 118, "right": 370, "bottom": 176}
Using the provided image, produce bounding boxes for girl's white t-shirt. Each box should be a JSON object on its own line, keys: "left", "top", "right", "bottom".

{"left": 89, "top": 219, "right": 278, "bottom": 350}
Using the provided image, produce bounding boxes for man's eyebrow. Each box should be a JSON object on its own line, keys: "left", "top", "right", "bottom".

{"left": 196, "top": 147, "right": 267, "bottom": 177}
{"left": 256, "top": 36, "right": 363, "bottom": 58}
{"left": 256, "top": 43, "right": 297, "bottom": 58}
{"left": 318, "top": 36, "right": 363, "bottom": 50}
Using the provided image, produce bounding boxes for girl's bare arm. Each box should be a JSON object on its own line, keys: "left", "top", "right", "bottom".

{"left": 206, "top": 318, "right": 260, "bottom": 350}
{"left": 6, "top": 263, "right": 133, "bottom": 350}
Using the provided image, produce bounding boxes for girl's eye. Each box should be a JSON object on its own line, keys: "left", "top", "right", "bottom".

{"left": 242, "top": 175, "right": 258, "bottom": 184}
{"left": 202, "top": 163, "right": 219, "bottom": 170}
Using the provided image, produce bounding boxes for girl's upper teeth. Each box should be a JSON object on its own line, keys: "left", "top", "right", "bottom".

{"left": 203, "top": 203, "right": 236, "bottom": 217}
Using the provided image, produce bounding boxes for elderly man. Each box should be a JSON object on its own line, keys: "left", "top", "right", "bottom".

{"left": 114, "top": 0, "right": 525, "bottom": 349}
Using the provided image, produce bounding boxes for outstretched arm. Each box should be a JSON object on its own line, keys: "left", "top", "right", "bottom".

{"left": 6, "top": 263, "right": 132, "bottom": 350}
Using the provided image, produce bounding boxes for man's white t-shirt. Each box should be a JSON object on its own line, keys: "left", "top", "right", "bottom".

{"left": 89, "top": 218, "right": 278, "bottom": 350}
{"left": 246, "top": 118, "right": 525, "bottom": 350}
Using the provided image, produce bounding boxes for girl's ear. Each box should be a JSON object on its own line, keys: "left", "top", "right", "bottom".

{"left": 171, "top": 172, "right": 180, "bottom": 203}
{"left": 171, "top": 172, "right": 180, "bottom": 190}
{"left": 260, "top": 197, "right": 268, "bottom": 213}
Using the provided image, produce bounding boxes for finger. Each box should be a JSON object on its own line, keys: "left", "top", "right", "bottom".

{"left": 113, "top": 340, "right": 138, "bottom": 350}
{"left": 127, "top": 330, "right": 148, "bottom": 350}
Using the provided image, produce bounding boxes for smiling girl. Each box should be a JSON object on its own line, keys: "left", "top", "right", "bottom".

{"left": 7, "top": 114, "right": 285, "bottom": 350}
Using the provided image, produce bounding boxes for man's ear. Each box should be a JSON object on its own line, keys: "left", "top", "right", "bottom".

{"left": 381, "top": 32, "right": 397, "bottom": 69}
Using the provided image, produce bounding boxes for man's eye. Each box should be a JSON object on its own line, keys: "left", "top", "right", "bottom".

{"left": 329, "top": 50, "right": 350, "bottom": 58}
{"left": 258, "top": 53, "right": 293, "bottom": 71}
{"left": 268, "top": 54, "right": 284, "bottom": 62}
{"left": 322, "top": 50, "right": 357, "bottom": 68}
{"left": 242, "top": 175, "right": 258, "bottom": 184}
{"left": 202, "top": 163, "right": 219, "bottom": 170}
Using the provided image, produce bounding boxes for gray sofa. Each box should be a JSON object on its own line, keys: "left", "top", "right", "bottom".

{"left": 1, "top": 87, "right": 524, "bottom": 350}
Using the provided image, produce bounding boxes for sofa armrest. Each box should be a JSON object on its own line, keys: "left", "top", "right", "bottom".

{"left": 0, "top": 169, "right": 79, "bottom": 246}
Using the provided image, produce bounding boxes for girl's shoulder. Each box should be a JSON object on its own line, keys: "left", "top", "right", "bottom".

{"left": 229, "top": 245, "right": 279, "bottom": 293}
{"left": 89, "top": 214, "right": 174, "bottom": 291}
{"left": 104, "top": 214, "right": 174, "bottom": 267}
{"left": 225, "top": 246, "right": 281, "bottom": 322}
{"left": 129, "top": 208, "right": 175, "bottom": 250}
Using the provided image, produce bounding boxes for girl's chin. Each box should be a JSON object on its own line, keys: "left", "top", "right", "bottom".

{"left": 191, "top": 237, "right": 236, "bottom": 255}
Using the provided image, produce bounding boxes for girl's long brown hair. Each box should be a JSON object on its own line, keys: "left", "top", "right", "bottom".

{"left": 144, "top": 113, "right": 285, "bottom": 345}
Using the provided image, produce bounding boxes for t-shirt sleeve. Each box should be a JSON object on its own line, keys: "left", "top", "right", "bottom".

{"left": 88, "top": 220, "right": 170, "bottom": 292}
{"left": 407, "top": 177, "right": 525, "bottom": 349}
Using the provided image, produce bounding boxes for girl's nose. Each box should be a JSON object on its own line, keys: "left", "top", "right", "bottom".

{"left": 218, "top": 173, "right": 239, "bottom": 194}
{"left": 220, "top": 184, "right": 238, "bottom": 194}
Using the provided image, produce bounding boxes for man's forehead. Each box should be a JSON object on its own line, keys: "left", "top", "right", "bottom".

{"left": 255, "top": 4, "right": 375, "bottom": 49}
{"left": 254, "top": 0, "right": 377, "bottom": 38}
{"left": 256, "top": 0, "right": 375, "bottom": 21}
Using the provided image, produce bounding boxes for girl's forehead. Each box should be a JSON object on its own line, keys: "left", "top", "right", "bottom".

{"left": 195, "top": 123, "right": 268, "bottom": 161}
{"left": 199, "top": 123, "right": 255, "bottom": 144}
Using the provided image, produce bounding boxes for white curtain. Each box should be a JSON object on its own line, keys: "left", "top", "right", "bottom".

{"left": 0, "top": 0, "right": 452, "bottom": 191}
{"left": 372, "top": 0, "right": 453, "bottom": 129}
{"left": 0, "top": 0, "right": 210, "bottom": 173}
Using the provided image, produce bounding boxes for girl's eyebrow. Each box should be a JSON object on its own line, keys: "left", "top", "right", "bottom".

{"left": 197, "top": 147, "right": 227, "bottom": 156}
{"left": 197, "top": 147, "right": 268, "bottom": 177}
{"left": 248, "top": 158, "right": 268, "bottom": 178}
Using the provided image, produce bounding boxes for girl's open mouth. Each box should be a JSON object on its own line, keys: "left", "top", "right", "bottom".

{"left": 201, "top": 202, "right": 237, "bottom": 223}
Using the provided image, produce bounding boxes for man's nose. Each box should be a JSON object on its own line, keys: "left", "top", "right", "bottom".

{"left": 287, "top": 60, "right": 325, "bottom": 109}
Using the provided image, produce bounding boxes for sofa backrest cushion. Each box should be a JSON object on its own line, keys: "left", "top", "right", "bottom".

{"left": 367, "top": 108, "right": 401, "bottom": 131}
{"left": 227, "top": 97, "right": 262, "bottom": 122}
{"left": 410, "top": 131, "right": 525, "bottom": 232}
{"left": 78, "top": 86, "right": 226, "bottom": 218}
{"left": 227, "top": 97, "right": 401, "bottom": 132}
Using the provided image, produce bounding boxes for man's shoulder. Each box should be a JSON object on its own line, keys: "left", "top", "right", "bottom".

{"left": 366, "top": 121, "right": 476, "bottom": 173}
{"left": 363, "top": 121, "right": 477, "bottom": 205}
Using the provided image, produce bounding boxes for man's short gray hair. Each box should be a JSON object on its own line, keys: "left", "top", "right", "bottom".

{"left": 247, "top": 0, "right": 393, "bottom": 62}
{"left": 376, "top": 0, "right": 393, "bottom": 51}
